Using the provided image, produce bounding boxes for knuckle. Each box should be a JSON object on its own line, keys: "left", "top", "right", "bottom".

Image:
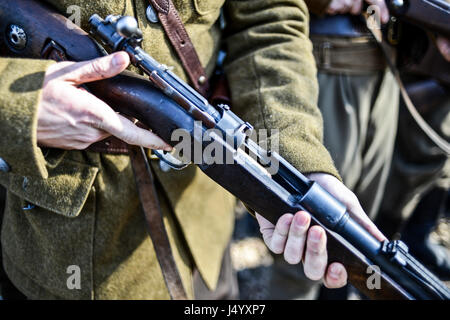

{"left": 89, "top": 131, "right": 106, "bottom": 143}
{"left": 307, "top": 242, "right": 321, "bottom": 255}
{"left": 276, "top": 214, "right": 293, "bottom": 235}
{"left": 284, "top": 249, "right": 301, "bottom": 265}
{"left": 291, "top": 222, "right": 308, "bottom": 236}
{"left": 270, "top": 237, "right": 286, "bottom": 254}
{"left": 304, "top": 268, "right": 323, "bottom": 281}
{"left": 81, "top": 111, "right": 103, "bottom": 129}
{"left": 90, "top": 60, "right": 108, "bottom": 78}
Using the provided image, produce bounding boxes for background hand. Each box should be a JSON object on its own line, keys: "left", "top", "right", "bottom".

{"left": 326, "top": 0, "right": 390, "bottom": 24}
{"left": 436, "top": 37, "right": 450, "bottom": 62}
{"left": 37, "top": 52, "right": 171, "bottom": 151}
{"left": 255, "top": 173, "right": 386, "bottom": 289}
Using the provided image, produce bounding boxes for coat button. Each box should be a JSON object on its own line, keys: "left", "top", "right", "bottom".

{"left": 146, "top": 5, "right": 159, "bottom": 23}
{"left": 22, "top": 203, "right": 35, "bottom": 211}
{"left": 22, "top": 177, "right": 29, "bottom": 190}
{"left": 0, "top": 158, "right": 10, "bottom": 172}
{"left": 198, "top": 76, "right": 207, "bottom": 85}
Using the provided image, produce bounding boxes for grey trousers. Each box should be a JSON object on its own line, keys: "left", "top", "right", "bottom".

{"left": 376, "top": 94, "right": 450, "bottom": 236}
{"left": 269, "top": 69, "right": 399, "bottom": 299}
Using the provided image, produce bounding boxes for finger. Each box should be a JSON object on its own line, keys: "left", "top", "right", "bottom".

{"left": 75, "top": 89, "right": 172, "bottom": 150}
{"left": 309, "top": 173, "right": 387, "bottom": 242}
{"left": 324, "top": 263, "right": 348, "bottom": 289}
{"left": 303, "top": 226, "right": 328, "bottom": 281}
{"left": 342, "top": 0, "right": 353, "bottom": 13}
{"left": 343, "top": 195, "right": 386, "bottom": 241}
{"left": 326, "top": 0, "right": 340, "bottom": 14}
{"left": 61, "top": 52, "right": 130, "bottom": 85}
{"left": 102, "top": 113, "right": 172, "bottom": 150}
{"left": 380, "top": 1, "right": 390, "bottom": 24}
{"left": 283, "top": 211, "right": 310, "bottom": 264}
{"left": 347, "top": 202, "right": 386, "bottom": 241}
{"left": 255, "top": 213, "right": 275, "bottom": 245}
{"left": 268, "top": 213, "right": 294, "bottom": 254}
{"left": 350, "top": 0, "right": 363, "bottom": 15}
{"left": 436, "top": 37, "right": 450, "bottom": 62}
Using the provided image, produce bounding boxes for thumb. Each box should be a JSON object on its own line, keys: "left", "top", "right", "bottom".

{"left": 437, "top": 37, "right": 450, "bottom": 62}
{"left": 62, "top": 52, "right": 130, "bottom": 85}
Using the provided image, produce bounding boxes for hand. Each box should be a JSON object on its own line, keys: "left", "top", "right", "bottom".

{"left": 37, "top": 52, "right": 172, "bottom": 151}
{"left": 436, "top": 37, "right": 450, "bottom": 62}
{"left": 326, "top": 0, "right": 390, "bottom": 24}
{"left": 256, "top": 173, "right": 386, "bottom": 288}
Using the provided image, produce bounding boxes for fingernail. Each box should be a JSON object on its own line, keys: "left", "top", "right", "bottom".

{"left": 310, "top": 228, "right": 322, "bottom": 242}
{"left": 330, "top": 264, "right": 341, "bottom": 278}
{"left": 164, "top": 146, "right": 173, "bottom": 152}
{"left": 295, "top": 212, "right": 309, "bottom": 227}
{"left": 112, "top": 53, "right": 127, "bottom": 67}
{"left": 284, "top": 217, "right": 293, "bottom": 227}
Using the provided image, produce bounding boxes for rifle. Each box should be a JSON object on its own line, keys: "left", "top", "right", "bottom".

{"left": 384, "top": 0, "right": 450, "bottom": 86}
{"left": 1, "top": 0, "right": 449, "bottom": 300}
{"left": 386, "top": 0, "right": 450, "bottom": 38}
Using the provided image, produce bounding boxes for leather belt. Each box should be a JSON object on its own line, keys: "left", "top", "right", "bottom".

{"left": 311, "top": 35, "right": 387, "bottom": 74}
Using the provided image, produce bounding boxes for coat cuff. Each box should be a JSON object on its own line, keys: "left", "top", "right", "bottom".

{"left": 0, "top": 58, "right": 56, "bottom": 179}
{"left": 305, "top": 0, "right": 332, "bottom": 15}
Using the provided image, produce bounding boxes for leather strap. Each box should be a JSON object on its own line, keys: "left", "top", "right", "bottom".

{"left": 87, "top": 136, "right": 129, "bottom": 154}
{"left": 368, "top": 23, "right": 450, "bottom": 155}
{"left": 149, "top": 0, "right": 209, "bottom": 96}
{"left": 129, "top": 146, "right": 187, "bottom": 300}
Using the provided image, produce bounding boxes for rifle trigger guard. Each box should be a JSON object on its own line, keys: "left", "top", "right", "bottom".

{"left": 153, "top": 150, "right": 190, "bottom": 171}
{"left": 41, "top": 40, "right": 67, "bottom": 61}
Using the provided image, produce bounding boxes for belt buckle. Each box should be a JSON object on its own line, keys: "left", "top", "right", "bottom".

{"left": 319, "top": 42, "right": 332, "bottom": 69}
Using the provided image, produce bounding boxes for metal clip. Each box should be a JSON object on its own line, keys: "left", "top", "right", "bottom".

{"left": 319, "top": 42, "right": 332, "bottom": 69}
{"left": 146, "top": 4, "right": 159, "bottom": 23}
{"left": 153, "top": 150, "right": 190, "bottom": 171}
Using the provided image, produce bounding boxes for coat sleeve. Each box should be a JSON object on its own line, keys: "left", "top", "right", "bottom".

{"left": 0, "top": 58, "right": 55, "bottom": 180}
{"left": 304, "top": 0, "right": 332, "bottom": 15}
{"left": 223, "top": 0, "right": 339, "bottom": 178}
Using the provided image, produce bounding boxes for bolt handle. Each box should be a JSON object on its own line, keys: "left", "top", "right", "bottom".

{"left": 116, "top": 16, "right": 143, "bottom": 40}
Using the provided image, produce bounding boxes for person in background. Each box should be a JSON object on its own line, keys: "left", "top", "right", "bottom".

{"left": 268, "top": 0, "right": 396, "bottom": 299}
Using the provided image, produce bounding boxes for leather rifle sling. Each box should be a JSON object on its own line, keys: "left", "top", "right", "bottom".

{"left": 149, "top": 0, "right": 210, "bottom": 96}
{"left": 42, "top": 41, "right": 188, "bottom": 299}
{"left": 367, "top": 21, "right": 450, "bottom": 155}
{"left": 129, "top": 146, "right": 188, "bottom": 300}
{"left": 132, "top": 0, "right": 214, "bottom": 299}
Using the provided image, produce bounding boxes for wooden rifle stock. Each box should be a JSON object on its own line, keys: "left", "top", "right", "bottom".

{"left": 1, "top": 0, "right": 446, "bottom": 300}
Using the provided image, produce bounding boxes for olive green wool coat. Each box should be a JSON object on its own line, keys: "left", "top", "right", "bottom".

{"left": 0, "top": 0, "right": 338, "bottom": 299}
